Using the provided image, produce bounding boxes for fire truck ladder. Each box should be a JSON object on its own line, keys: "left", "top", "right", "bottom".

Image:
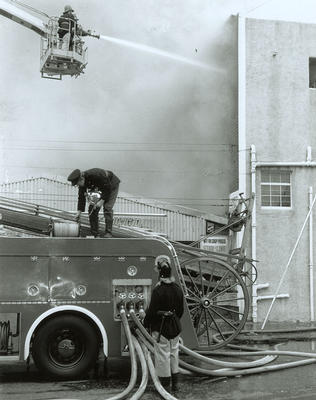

{"left": 0, "top": 195, "right": 148, "bottom": 238}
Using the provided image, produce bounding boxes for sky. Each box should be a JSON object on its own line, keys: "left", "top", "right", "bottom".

{"left": 0, "top": 0, "right": 316, "bottom": 215}
{"left": 248, "top": 0, "right": 316, "bottom": 24}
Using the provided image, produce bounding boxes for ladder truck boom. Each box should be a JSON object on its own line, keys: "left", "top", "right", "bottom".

{"left": 0, "top": 0, "right": 46, "bottom": 37}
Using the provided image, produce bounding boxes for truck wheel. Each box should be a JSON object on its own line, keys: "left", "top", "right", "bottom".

{"left": 32, "top": 314, "right": 99, "bottom": 379}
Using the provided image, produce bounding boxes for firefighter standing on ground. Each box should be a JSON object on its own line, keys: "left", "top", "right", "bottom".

{"left": 143, "top": 256, "right": 184, "bottom": 393}
{"left": 67, "top": 168, "right": 120, "bottom": 238}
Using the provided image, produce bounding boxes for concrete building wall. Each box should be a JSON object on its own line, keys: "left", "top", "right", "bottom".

{"left": 246, "top": 18, "right": 316, "bottom": 158}
{"left": 246, "top": 18, "right": 316, "bottom": 322}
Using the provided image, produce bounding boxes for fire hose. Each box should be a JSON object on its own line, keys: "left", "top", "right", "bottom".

{"left": 129, "top": 310, "right": 316, "bottom": 378}
{"left": 129, "top": 310, "right": 276, "bottom": 369}
{"left": 140, "top": 341, "right": 178, "bottom": 400}
{"left": 105, "top": 308, "right": 138, "bottom": 400}
{"left": 111, "top": 309, "right": 179, "bottom": 400}
{"left": 129, "top": 337, "right": 148, "bottom": 400}
{"left": 51, "top": 308, "right": 316, "bottom": 400}
{"left": 0, "top": 321, "right": 10, "bottom": 351}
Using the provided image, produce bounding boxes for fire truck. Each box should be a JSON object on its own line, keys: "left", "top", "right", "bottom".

{"left": 0, "top": 194, "right": 255, "bottom": 379}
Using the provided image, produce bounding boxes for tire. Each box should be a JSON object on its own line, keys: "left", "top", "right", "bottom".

{"left": 32, "top": 314, "right": 99, "bottom": 379}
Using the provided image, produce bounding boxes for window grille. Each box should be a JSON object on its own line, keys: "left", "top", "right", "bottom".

{"left": 261, "top": 169, "right": 291, "bottom": 208}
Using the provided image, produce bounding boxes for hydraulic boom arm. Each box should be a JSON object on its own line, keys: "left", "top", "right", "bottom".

{"left": 0, "top": 0, "right": 47, "bottom": 37}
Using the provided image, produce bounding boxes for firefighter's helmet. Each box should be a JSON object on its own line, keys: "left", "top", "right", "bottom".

{"left": 64, "top": 5, "right": 74, "bottom": 12}
{"left": 154, "top": 255, "right": 171, "bottom": 275}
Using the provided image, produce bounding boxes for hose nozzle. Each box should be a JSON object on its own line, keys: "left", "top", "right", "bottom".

{"left": 87, "top": 30, "right": 100, "bottom": 39}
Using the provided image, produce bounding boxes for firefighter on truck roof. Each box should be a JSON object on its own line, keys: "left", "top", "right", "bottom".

{"left": 68, "top": 168, "right": 120, "bottom": 238}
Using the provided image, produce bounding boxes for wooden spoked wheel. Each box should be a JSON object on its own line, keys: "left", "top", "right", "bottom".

{"left": 180, "top": 256, "right": 250, "bottom": 349}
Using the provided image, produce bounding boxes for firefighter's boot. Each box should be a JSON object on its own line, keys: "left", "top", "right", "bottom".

{"left": 171, "top": 373, "right": 180, "bottom": 393}
{"left": 104, "top": 213, "right": 113, "bottom": 238}
{"left": 89, "top": 206, "right": 99, "bottom": 237}
{"left": 159, "top": 376, "right": 171, "bottom": 391}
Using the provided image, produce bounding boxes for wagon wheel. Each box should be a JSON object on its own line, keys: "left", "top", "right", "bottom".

{"left": 180, "top": 256, "right": 250, "bottom": 349}
{"left": 234, "top": 260, "right": 258, "bottom": 287}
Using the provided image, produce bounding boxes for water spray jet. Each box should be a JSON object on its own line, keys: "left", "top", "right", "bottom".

{"left": 100, "top": 34, "right": 216, "bottom": 71}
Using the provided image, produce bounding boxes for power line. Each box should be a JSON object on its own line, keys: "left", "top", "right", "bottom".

{"left": 3, "top": 139, "right": 237, "bottom": 146}
{"left": 245, "top": 0, "right": 276, "bottom": 15}
{"left": 0, "top": 165, "right": 232, "bottom": 175}
{"left": 2, "top": 147, "right": 235, "bottom": 153}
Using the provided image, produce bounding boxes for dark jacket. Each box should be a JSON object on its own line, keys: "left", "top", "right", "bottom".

{"left": 58, "top": 11, "right": 78, "bottom": 38}
{"left": 144, "top": 281, "right": 184, "bottom": 339}
{"left": 77, "top": 168, "right": 120, "bottom": 212}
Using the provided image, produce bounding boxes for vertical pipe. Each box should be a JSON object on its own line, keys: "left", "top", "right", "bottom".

{"left": 251, "top": 145, "right": 257, "bottom": 322}
{"left": 238, "top": 12, "right": 246, "bottom": 196}
{"left": 307, "top": 146, "right": 312, "bottom": 162}
{"left": 309, "top": 186, "right": 314, "bottom": 321}
{"left": 237, "top": 12, "right": 247, "bottom": 255}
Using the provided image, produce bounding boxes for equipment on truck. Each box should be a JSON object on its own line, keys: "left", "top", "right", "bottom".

{"left": 0, "top": 0, "right": 100, "bottom": 79}
{"left": 0, "top": 193, "right": 255, "bottom": 379}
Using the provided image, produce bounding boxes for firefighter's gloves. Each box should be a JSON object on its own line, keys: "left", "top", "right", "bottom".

{"left": 93, "top": 199, "right": 104, "bottom": 211}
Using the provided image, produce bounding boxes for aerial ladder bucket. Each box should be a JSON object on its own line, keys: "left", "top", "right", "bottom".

{"left": 40, "top": 17, "right": 88, "bottom": 80}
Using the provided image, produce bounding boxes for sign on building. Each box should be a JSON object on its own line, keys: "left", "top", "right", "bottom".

{"left": 200, "top": 236, "right": 228, "bottom": 253}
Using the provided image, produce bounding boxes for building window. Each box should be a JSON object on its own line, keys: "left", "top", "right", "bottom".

{"left": 309, "top": 58, "right": 316, "bottom": 88}
{"left": 261, "top": 169, "right": 291, "bottom": 208}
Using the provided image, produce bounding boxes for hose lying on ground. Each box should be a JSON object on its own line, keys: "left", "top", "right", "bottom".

{"left": 199, "top": 349, "right": 316, "bottom": 358}
{"left": 178, "top": 357, "right": 316, "bottom": 377}
{"left": 179, "top": 341, "right": 276, "bottom": 369}
{"left": 130, "top": 309, "right": 316, "bottom": 379}
{"left": 130, "top": 310, "right": 277, "bottom": 369}
{"left": 137, "top": 325, "right": 316, "bottom": 378}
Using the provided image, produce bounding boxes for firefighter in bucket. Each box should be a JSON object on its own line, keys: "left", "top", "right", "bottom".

{"left": 143, "top": 255, "right": 184, "bottom": 393}
{"left": 58, "top": 5, "right": 90, "bottom": 51}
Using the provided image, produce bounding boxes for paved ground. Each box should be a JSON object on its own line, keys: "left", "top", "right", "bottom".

{"left": 1, "top": 340, "right": 316, "bottom": 400}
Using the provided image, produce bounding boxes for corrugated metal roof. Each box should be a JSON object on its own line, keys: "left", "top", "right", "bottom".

{"left": 0, "top": 177, "right": 227, "bottom": 241}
